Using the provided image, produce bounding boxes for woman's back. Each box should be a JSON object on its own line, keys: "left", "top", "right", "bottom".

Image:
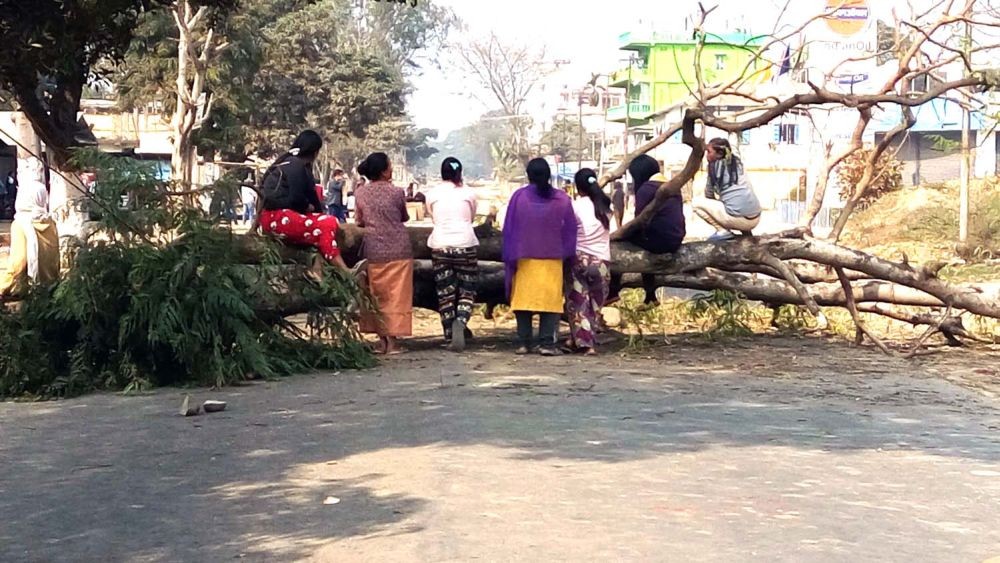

{"left": 572, "top": 197, "right": 611, "bottom": 261}
{"left": 355, "top": 181, "right": 411, "bottom": 262}
{"left": 502, "top": 185, "right": 577, "bottom": 262}
{"left": 707, "top": 160, "right": 761, "bottom": 217}
{"left": 426, "top": 182, "right": 478, "bottom": 249}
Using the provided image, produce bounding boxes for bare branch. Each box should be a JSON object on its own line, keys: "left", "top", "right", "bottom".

{"left": 836, "top": 267, "right": 893, "bottom": 354}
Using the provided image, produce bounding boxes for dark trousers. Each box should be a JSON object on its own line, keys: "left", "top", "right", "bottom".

{"left": 515, "top": 311, "right": 560, "bottom": 349}
{"left": 327, "top": 203, "right": 347, "bottom": 223}
{"left": 613, "top": 208, "right": 625, "bottom": 229}
{"left": 432, "top": 247, "right": 478, "bottom": 340}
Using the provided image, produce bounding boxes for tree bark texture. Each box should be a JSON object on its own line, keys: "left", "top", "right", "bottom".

{"left": 235, "top": 222, "right": 1000, "bottom": 322}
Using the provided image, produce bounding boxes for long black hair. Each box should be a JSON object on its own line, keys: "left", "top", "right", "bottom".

{"left": 262, "top": 129, "right": 323, "bottom": 186}
{"left": 526, "top": 158, "right": 554, "bottom": 198}
{"left": 707, "top": 137, "right": 742, "bottom": 188}
{"left": 357, "top": 152, "right": 390, "bottom": 181}
{"left": 290, "top": 130, "right": 323, "bottom": 161}
{"left": 628, "top": 154, "right": 660, "bottom": 190}
{"left": 574, "top": 168, "right": 612, "bottom": 230}
{"left": 441, "top": 156, "right": 463, "bottom": 185}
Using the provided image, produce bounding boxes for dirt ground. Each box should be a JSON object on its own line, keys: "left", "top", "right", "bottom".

{"left": 2, "top": 312, "right": 1000, "bottom": 562}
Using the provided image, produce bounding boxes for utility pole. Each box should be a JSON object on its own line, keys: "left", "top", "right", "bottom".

{"left": 959, "top": 20, "right": 973, "bottom": 243}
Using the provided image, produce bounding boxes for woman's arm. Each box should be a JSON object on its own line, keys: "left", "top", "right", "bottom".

{"left": 398, "top": 188, "right": 410, "bottom": 223}
{"left": 468, "top": 192, "right": 478, "bottom": 219}
{"left": 355, "top": 194, "right": 366, "bottom": 227}
{"left": 561, "top": 199, "right": 578, "bottom": 258}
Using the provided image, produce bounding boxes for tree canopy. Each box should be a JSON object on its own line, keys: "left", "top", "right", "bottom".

{"left": 114, "top": 0, "right": 454, "bottom": 167}
{"left": 0, "top": 0, "right": 235, "bottom": 166}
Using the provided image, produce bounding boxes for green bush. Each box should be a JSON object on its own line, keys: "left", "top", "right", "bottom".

{"left": 909, "top": 179, "right": 1000, "bottom": 261}
{"left": 685, "top": 290, "right": 760, "bottom": 338}
{"left": 0, "top": 150, "right": 373, "bottom": 399}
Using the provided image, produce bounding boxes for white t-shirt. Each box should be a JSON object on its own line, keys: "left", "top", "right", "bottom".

{"left": 425, "top": 182, "right": 478, "bottom": 249}
{"left": 240, "top": 185, "right": 258, "bottom": 206}
{"left": 572, "top": 197, "right": 611, "bottom": 261}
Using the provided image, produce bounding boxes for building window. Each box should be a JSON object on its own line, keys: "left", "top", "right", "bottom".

{"left": 773, "top": 123, "right": 799, "bottom": 144}
{"left": 715, "top": 54, "right": 728, "bottom": 71}
{"left": 907, "top": 73, "right": 941, "bottom": 94}
{"left": 739, "top": 130, "right": 751, "bottom": 145}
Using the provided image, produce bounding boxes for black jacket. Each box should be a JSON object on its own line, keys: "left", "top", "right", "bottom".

{"left": 262, "top": 155, "right": 322, "bottom": 214}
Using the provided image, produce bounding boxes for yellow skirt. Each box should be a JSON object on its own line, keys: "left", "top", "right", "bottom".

{"left": 359, "top": 259, "right": 413, "bottom": 337}
{"left": 510, "top": 259, "right": 564, "bottom": 313}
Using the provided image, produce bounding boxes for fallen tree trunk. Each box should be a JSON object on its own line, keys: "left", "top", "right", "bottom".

{"left": 237, "top": 223, "right": 1000, "bottom": 323}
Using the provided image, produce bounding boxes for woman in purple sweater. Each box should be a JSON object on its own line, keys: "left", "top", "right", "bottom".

{"left": 619, "top": 155, "right": 685, "bottom": 304}
{"left": 502, "top": 158, "right": 578, "bottom": 355}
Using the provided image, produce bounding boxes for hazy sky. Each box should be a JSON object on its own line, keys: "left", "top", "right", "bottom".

{"left": 405, "top": 0, "right": 966, "bottom": 137}
{"left": 407, "top": 0, "right": 821, "bottom": 137}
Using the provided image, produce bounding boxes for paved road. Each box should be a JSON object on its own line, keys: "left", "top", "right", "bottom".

{"left": 2, "top": 344, "right": 999, "bottom": 562}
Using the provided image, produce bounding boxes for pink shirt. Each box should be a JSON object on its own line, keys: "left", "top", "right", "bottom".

{"left": 426, "top": 182, "right": 478, "bottom": 249}
{"left": 572, "top": 197, "right": 611, "bottom": 261}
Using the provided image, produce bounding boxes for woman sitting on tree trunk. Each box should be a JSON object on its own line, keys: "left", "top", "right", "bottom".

{"left": 615, "top": 154, "right": 685, "bottom": 304}
{"left": 502, "top": 158, "right": 577, "bottom": 356}
{"left": 259, "top": 130, "right": 358, "bottom": 281}
{"left": 564, "top": 168, "right": 612, "bottom": 356}
{"left": 692, "top": 137, "right": 761, "bottom": 242}
{"left": 355, "top": 152, "right": 414, "bottom": 355}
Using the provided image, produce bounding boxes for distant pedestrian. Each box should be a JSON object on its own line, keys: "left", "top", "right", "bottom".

{"left": 406, "top": 182, "right": 426, "bottom": 204}
{"left": 611, "top": 180, "right": 625, "bottom": 229}
{"left": 240, "top": 182, "right": 258, "bottom": 224}
{"left": 0, "top": 160, "right": 59, "bottom": 297}
{"left": 693, "top": 137, "right": 761, "bottom": 241}
{"left": 325, "top": 168, "right": 347, "bottom": 223}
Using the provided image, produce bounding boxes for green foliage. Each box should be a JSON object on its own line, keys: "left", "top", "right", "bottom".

{"left": 433, "top": 111, "right": 513, "bottom": 180}
{"left": 489, "top": 141, "right": 525, "bottom": 183}
{"left": 115, "top": 0, "right": 455, "bottom": 163}
{"left": 615, "top": 289, "right": 663, "bottom": 349}
{"left": 910, "top": 179, "right": 1000, "bottom": 261}
{"left": 770, "top": 304, "right": 812, "bottom": 332}
{"left": 540, "top": 116, "right": 598, "bottom": 162}
{"left": 0, "top": 150, "right": 373, "bottom": 399}
{"left": 685, "top": 290, "right": 759, "bottom": 338}
{"left": 0, "top": 0, "right": 236, "bottom": 163}
{"left": 837, "top": 148, "right": 904, "bottom": 209}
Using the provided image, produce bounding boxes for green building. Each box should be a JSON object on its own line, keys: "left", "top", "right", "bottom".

{"left": 607, "top": 30, "right": 765, "bottom": 125}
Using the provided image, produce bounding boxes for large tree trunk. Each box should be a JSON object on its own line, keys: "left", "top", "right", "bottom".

{"left": 235, "top": 221, "right": 1000, "bottom": 323}
{"left": 169, "top": 0, "right": 224, "bottom": 189}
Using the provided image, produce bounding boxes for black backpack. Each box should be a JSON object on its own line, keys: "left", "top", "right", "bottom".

{"left": 258, "top": 157, "right": 292, "bottom": 204}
